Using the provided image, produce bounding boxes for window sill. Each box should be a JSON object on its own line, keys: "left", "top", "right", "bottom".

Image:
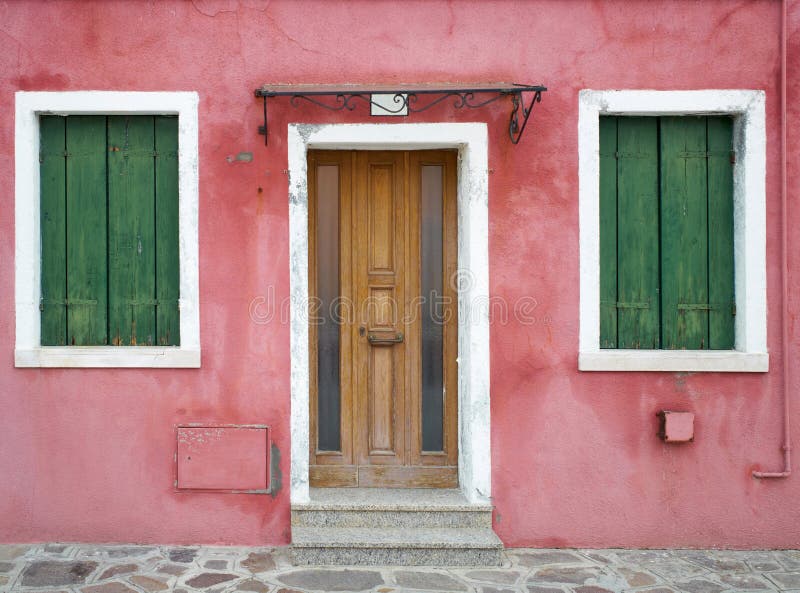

{"left": 15, "top": 347, "right": 201, "bottom": 368}
{"left": 578, "top": 350, "right": 769, "bottom": 373}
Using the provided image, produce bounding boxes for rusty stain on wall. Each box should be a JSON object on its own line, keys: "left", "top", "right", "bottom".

{"left": 269, "top": 443, "right": 281, "bottom": 499}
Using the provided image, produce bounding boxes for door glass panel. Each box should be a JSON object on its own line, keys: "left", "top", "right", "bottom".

{"left": 317, "top": 165, "right": 341, "bottom": 452}
{"left": 421, "top": 165, "right": 444, "bottom": 452}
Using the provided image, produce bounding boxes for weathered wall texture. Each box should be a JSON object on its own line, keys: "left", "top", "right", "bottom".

{"left": 1, "top": 0, "right": 798, "bottom": 547}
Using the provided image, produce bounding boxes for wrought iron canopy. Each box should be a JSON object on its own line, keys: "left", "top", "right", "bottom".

{"left": 253, "top": 82, "right": 547, "bottom": 145}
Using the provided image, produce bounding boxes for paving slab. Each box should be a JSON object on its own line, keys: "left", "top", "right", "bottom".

{"left": 98, "top": 563, "right": 139, "bottom": 580}
{"left": 129, "top": 574, "right": 170, "bottom": 591}
{"left": 527, "top": 566, "right": 609, "bottom": 585}
{"left": 234, "top": 577, "right": 273, "bottom": 592}
{"left": 242, "top": 551, "right": 278, "bottom": 573}
{"left": 393, "top": 569, "right": 468, "bottom": 590}
{"left": 481, "top": 586, "right": 517, "bottom": 593}
{"left": 673, "top": 578, "right": 727, "bottom": 593}
{"left": 766, "top": 573, "right": 800, "bottom": 589}
{"left": 20, "top": 560, "right": 98, "bottom": 587}
{"left": 81, "top": 583, "right": 139, "bottom": 593}
{"left": 276, "top": 568, "right": 384, "bottom": 591}
{"left": 0, "top": 545, "right": 799, "bottom": 593}
{"left": 462, "top": 569, "right": 522, "bottom": 585}
{"left": 168, "top": 548, "right": 199, "bottom": 564}
{"left": 516, "top": 551, "right": 592, "bottom": 567}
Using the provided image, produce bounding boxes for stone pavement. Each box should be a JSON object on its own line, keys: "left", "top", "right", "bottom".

{"left": 1, "top": 545, "right": 800, "bottom": 593}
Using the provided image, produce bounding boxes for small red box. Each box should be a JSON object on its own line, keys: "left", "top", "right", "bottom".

{"left": 657, "top": 411, "right": 694, "bottom": 443}
{"left": 176, "top": 425, "right": 269, "bottom": 492}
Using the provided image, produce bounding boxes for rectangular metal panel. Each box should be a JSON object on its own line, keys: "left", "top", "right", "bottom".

{"left": 176, "top": 426, "right": 269, "bottom": 492}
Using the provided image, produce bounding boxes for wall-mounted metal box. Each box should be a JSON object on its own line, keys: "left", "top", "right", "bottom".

{"left": 175, "top": 425, "right": 270, "bottom": 493}
{"left": 657, "top": 411, "right": 694, "bottom": 443}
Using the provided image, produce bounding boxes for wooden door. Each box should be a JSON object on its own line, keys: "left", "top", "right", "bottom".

{"left": 309, "top": 150, "right": 458, "bottom": 488}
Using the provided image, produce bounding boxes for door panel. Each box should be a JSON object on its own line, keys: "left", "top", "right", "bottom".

{"left": 309, "top": 149, "right": 458, "bottom": 488}
{"left": 308, "top": 152, "right": 353, "bottom": 471}
{"left": 356, "top": 152, "right": 407, "bottom": 467}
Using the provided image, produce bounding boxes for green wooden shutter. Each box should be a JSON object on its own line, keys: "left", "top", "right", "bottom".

{"left": 600, "top": 115, "right": 734, "bottom": 351}
{"left": 707, "top": 116, "right": 735, "bottom": 349}
{"left": 108, "top": 116, "right": 157, "bottom": 346}
{"left": 40, "top": 115, "right": 180, "bottom": 348}
{"left": 154, "top": 116, "right": 181, "bottom": 346}
{"left": 660, "top": 117, "right": 715, "bottom": 350}
{"left": 616, "top": 117, "right": 660, "bottom": 349}
{"left": 40, "top": 116, "right": 68, "bottom": 345}
{"left": 66, "top": 116, "right": 109, "bottom": 345}
{"left": 599, "top": 117, "right": 618, "bottom": 348}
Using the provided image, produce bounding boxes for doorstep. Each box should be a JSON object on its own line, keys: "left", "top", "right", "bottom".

{"left": 290, "top": 488, "right": 503, "bottom": 566}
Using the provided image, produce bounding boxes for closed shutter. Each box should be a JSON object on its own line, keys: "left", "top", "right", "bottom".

{"left": 599, "top": 115, "right": 734, "bottom": 350}
{"left": 599, "top": 117, "right": 618, "bottom": 348}
{"left": 154, "top": 117, "right": 181, "bottom": 346}
{"left": 706, "top": 117, "right": 735, "bottom": 349}
{"left": 39, "top": 115, "right": 180, "bottom": 347}
{"left": 40, "top": 116, "right": 68, "bottom": 345}
{"left": 616, "top": 117, "right": 660, "bottom": 349}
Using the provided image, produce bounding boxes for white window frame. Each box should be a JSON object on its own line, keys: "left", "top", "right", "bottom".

{"left": 14, "top": 91, "right": 200, "bottom": 368}
{"left": 578, "top": 90, "right": 768, "bottom": 372}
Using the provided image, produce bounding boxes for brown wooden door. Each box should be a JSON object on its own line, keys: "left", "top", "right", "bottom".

{"left": 309, "top": 150, "right": 458, "bottom": 488}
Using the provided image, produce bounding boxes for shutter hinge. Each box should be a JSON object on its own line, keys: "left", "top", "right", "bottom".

{"left": 675, "top": 303, "right": 736, "bottom": 314}
{"left": 677, "top": 303, "right": 713, "bottom": 311}
{"left": 615, "top": 302, "right": 650, "bottom": 309}
{"left": 124, "top": 299, "right": 160, "bottom": 306}
{"left": 40, "top": 298, "right": 97, "bottom": 310}
{"left": 730, "top": 151, "right": 736, "bottom": 164}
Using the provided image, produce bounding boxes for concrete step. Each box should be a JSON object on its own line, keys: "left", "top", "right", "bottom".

{"left": 292, "top": 488, "right": 493, "bottom": 528}
{"left": 291, "top": 526, "right": 504, "bottom": 566}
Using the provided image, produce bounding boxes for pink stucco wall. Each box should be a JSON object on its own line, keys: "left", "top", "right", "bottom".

{"left": 1, "top": 0, "right": 798, "bottom": 547}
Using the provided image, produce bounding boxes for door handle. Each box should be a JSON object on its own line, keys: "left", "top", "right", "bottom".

{"left": 367, "top": 331, "right": 404, "bottom": 345}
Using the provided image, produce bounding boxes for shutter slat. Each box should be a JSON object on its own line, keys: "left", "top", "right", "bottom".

{"left": 707, "top": 116, "right": 735, "bottom": 349}
{"left": 108, "top": 116, "right": 157, "bottom": 346}
{"left": 599, "top": 116, "right": 618, "bottom": 348}
{"left": 154, "top": 116, "right": 181, "bottom": 346}
{"left": 660, "top": 117, "right": 710, "bottom": 349}
{"left": 616, "top": 117, "right": 660, "bottom": 349}
{"left": 66, "top": 116, "right": 108, "bottom": 345}
{"left": 40, "top": 116, "right": 68, "bottom": 345}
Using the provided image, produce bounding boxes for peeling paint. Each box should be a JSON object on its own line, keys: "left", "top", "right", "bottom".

{"left": 226, "top": 151, "right": 253, "bottom": 163}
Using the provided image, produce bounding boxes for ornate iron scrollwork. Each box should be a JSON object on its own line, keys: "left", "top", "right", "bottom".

{"left": 255, "top": 83, "right": 547, "bottom": 146}
{"left": 509, "top": 89, "right": 543, "bottom": 145}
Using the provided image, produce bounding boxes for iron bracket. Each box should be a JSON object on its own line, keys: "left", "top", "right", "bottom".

{"left": 508, "top": 89, "right": 544, "bottom": 145}
{"left": 254, "top": 83, "right": 547, "bottom": 146}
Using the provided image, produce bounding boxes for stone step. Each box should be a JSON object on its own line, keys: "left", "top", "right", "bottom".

{"left": 291, "top": 526, "right": 504, "bottom": 566}
{"left": 292, "top": 488, "right": 493, "bottom": 528}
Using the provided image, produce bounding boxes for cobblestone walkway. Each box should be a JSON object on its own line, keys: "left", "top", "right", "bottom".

{"left": 1, "top": 545, "right": 800, "bottom": 593}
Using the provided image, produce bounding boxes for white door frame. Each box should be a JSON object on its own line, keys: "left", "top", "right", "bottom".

{"left": 287, "top": 122, "right": 491, "bottom": 504}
